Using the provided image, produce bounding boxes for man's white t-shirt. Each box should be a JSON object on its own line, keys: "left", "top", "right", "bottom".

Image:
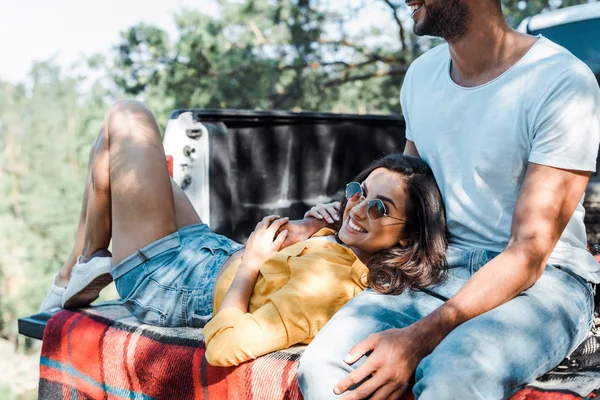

{"left": 401, "top": 36, "right": 600, "bottom": 283}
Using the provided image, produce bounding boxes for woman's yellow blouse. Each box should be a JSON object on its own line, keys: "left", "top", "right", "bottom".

{"left": 203, "top": 228, "right": 368, "bottom": 367}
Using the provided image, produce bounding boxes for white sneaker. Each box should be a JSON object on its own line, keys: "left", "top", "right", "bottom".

{"left": 62, "top": 256, "right": 112, "bottom": 309}
{"left": 39, "top": 274, "right": 66, "bottom": 313}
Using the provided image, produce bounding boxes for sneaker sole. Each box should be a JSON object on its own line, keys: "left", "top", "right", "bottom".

{"left": 63, "top": 273, "right": 113, "bottom": 309}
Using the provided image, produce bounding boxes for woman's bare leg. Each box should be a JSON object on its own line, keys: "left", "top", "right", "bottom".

{"left": 56, "top": 100, "right": 203, "bottom": 288}
{"left": 54, "top": 127, "right": 112, "bottom": 287}
{"left": 102, "top": 100, "right": 178, "bottom": 265}
{"left": 171, "top": 179, "right": 203, "bottom": 229}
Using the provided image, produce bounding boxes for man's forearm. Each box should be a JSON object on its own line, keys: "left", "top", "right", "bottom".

{"left": 413, "top": 244, "right": 546, "bottom": 354}
{"left": 279, "top": 216, "right": 337, "bottom": 248}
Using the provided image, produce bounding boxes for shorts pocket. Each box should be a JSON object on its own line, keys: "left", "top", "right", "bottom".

{"left": 123, "top": 277, "right": 173, "bottom": 327}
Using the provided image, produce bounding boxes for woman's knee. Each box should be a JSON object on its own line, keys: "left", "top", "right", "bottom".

{"left": 107, "top": 99, "right": 149, "bottom": 115}
{"left": 104, "top": 100, "right": 159, "bottom": 142}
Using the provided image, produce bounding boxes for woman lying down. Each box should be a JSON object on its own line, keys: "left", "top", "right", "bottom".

{"left": 39, "top": 101, "right": 448, "bottom": 367}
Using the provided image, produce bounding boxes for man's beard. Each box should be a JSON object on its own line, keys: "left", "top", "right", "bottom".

{"left": 413, "top": 0, "right": 471, "bottom": 41}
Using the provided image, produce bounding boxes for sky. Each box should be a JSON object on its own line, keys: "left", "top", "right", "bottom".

{"left": 0, "top": 0, "right": 219, "bottom": 84}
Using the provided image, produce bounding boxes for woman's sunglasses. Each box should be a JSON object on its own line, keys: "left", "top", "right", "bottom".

{"left": 345, "top": 182, "right": 406, "bottom": 223}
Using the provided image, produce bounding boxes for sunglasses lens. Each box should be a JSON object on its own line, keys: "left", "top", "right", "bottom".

{"left": 367, "top": 199, "right": 386, "bottom": 220}
{"left": 346, "top": 182, "right": 362, "bottom": 202}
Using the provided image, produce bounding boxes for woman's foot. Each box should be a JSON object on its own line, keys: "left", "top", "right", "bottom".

{"left": 62, "top": 251, "right": 113, "bottom": 309}
{"left": 39, "top": 274, "right": 67, "bottom": 312}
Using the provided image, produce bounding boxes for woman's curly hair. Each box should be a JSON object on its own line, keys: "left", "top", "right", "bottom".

{"left": 339, "top": 153, "right": 448, "bottom": 295}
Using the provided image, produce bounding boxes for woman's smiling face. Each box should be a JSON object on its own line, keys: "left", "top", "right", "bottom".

{"left": 338, "top": 168, "right": 408, "bottom": 255}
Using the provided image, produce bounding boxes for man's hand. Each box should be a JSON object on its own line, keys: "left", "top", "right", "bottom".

{"left": 335, "top": 326, "right": 430, "bottom": 400}
{"left": 304, "top": 201, "right": 341, "bottom": 224}
{"left": 277, "top": 217, "right": 328, "bottom": 248}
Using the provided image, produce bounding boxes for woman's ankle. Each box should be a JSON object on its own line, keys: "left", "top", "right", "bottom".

{"left": 79, "top": 248, "right": 112, "bottom": 264}
{"left": 54, "top": 272, "right": 70, "bottom": 288}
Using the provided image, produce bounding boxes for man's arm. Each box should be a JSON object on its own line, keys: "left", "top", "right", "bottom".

{"left": 403, "top": 140, "right": 421, "bottom": 158}
{"left": 335, "top": 162, "right": 591, "bottom": 399}
{"left": 278, "top": 217, "right": 330, "bottom": 248}
{"left": 415, "top": 163, "right": 590, "bottom": 351}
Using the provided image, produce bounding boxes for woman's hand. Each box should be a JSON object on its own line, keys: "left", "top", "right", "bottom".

{"left": 243, "top": 215, "right": 290, "bottom": 267}
{"left": 304, "top": 201, "right": 341, "bottom": 224}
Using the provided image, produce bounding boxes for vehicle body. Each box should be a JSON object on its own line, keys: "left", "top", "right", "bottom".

{"left": 162, "top": 109, "right": 405, "bottom": 242}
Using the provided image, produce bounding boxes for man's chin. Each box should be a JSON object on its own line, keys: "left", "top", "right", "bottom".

{"left": 413, "top": 21, "right": 426, "bottom": 36}
{"left": 413, "top": 21, "right": 428, "bottom": 37}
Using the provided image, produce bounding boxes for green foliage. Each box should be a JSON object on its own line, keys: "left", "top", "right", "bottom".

{"left": 0, "top": 64, "right": 109, "bottom": 338}
{"left": 109, "top": 0, "right": 414, "bottom": 121}
{"left": 0, "top": 384, "right": 13, "bottom": 400}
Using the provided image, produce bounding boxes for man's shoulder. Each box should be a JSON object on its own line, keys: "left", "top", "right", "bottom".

{"left": 527, "top": 36, "right": 591, "bottom": 77}
{"left": 521, "top": 36, "right": 599, "bottom": 104}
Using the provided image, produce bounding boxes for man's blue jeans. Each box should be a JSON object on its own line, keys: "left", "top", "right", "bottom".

{"left": 298, "top": 247, "right": 595, "bottom": 399}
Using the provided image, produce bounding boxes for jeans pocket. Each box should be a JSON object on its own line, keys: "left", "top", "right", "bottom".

{"left": 123, "top": 278, "right": 172, "bottom": 327}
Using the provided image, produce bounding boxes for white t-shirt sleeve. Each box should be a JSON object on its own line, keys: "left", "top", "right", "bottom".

{"left": 400, "top": 66, "right": 414, "bottom": 142}
{"left": 529, "top": 66, "right": 600, "bottom": 172}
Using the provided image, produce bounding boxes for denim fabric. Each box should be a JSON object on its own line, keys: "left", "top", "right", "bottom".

{"left": 297, "top": 246, "right": 595, "bottom": 400}
{"left": 111, "top": 223, "right": 243, "bottom": 328}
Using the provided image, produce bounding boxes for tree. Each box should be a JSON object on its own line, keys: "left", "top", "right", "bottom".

{"left": 0, "top": 63, "right": 109, "bottom": 339}
{"left": 110, "top": 0, "right": 413, "bottom": 121}
{"left": 108, "top": 0, "right": 590, "bottom": 127}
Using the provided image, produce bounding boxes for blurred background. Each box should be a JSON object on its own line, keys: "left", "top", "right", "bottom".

{"left": 0, "top": 0, "right": 595, "bottom": 398}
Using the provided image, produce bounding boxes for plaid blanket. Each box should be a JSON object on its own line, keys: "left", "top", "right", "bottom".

{"left": 39, "top": 302, "right": 600, "bottom": 400}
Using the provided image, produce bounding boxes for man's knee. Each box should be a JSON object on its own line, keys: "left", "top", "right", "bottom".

{"left": 413, "top": 340, "right": 513, "bottom": 400}
{"left": 298, "top": 345, "right": 342, "bottom": 400}
{"left": 296, "top": 349, "right": 317, "bottom": 394}
{"left": 415, "top": 370, "right": 484, "bottom": 400}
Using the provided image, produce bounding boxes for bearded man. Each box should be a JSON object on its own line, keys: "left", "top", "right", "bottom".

{"left": 296, "top": 0, "right": 600, "bottom": 398}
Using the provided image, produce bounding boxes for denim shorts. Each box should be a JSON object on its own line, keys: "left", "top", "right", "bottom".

{"left": 111, "top": 223, "right": 244, "bottom": 328}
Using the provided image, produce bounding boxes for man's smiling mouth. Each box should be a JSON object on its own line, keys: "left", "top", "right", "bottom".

{"left": 408, "top": 2, "right": 424, "bottom": 17}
